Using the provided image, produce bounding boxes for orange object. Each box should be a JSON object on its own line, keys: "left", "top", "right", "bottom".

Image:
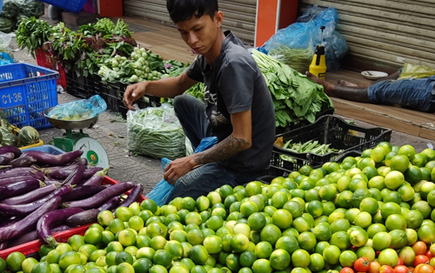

{"left": 255, "top": 0, "right": 298, "bottom": 47}
{"left": 98, "top": 0, "right": 123, "bottom": 17}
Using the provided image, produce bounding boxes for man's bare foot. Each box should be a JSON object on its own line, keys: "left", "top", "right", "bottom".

{"left": 305, "top": 71, "right": 335, "bottom": 94}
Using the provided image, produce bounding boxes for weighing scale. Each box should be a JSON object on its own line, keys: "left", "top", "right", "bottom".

{"left": 44, "top": 107, "right": 109, "bottom": 168}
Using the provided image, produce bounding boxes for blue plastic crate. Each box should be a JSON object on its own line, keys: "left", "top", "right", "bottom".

{"left": 42, "top": 0, "right": 87, "bottom": 13}
{"left": 21, "top": 145, "right": 65, "bottom": 155}
{"left": 0, "top": 63, "right": 59, "bottom": 129}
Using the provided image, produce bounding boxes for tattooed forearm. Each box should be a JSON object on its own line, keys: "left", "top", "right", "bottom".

{"left": 194, "top": 135, "right": 251, "bottom": 165}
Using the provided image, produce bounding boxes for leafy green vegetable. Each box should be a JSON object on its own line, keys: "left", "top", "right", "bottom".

{"left": 269, "top": 45, "right": 314, "bottom": 74}
{"left": 16, "top": 17, "right": 51, "bottom": 57}
{"left": 251, "top": 49, "right": 334, "bottom": 129}
{"left": 98, "top": 47, "right": 165, "bottom": 83}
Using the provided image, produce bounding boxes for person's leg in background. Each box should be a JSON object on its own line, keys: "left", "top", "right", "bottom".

{"left": 173, "top": 93, "right": 212, "bottom": 149}
{"left": 306, "top": 72, "right": 371, "bottom": 102}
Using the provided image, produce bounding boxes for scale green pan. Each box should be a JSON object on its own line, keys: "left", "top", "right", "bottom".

{"left": 44, "top": 107, "right": 110, "bottom": 168}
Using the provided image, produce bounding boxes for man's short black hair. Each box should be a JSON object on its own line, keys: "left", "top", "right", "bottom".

{"left": 167, "top": 0, "right": 218, "bottom": 24}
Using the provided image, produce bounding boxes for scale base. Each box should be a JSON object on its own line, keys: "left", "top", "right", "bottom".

{"left": 53, "top": 133, "right": 109, "bottom": 168}
{"left": 53, "top": 132, "right": 89, "bottom": 152}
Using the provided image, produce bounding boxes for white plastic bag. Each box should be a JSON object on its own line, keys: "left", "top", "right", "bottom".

{"left": 127, "top": 103, "right": 186, "bottom": 160}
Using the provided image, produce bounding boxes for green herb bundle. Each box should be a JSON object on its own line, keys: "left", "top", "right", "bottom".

{"left": 251, "top": 49, "right": 334, "bottom": 129}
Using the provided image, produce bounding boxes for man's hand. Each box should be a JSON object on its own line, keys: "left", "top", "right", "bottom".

{"left": 123, "top": 82, "right": 147, "bottom": 110}
{"left": 164, "top": 155, "right": 197, "bottom": 185}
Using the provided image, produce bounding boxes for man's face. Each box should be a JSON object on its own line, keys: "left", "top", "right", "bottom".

{"left": 175, "top": 12, "right": 222, "bottom": 56}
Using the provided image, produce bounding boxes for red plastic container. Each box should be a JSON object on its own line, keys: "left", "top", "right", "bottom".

{"left": 0, "top": 176, "right": 145, "bottom": 260}
{"left": 35, "top": 47, "right": 67, "bottom": 89}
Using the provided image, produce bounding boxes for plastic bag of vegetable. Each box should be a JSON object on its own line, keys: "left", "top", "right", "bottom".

{"left": 146, "top": 136, "right": 218, "bottom": 206}
{"left": 47, "top": 95, "right": 107, "bottom": 121}
{"left": 0, "top": 52, "right": 14, "bottom": 65}
{"left": 261, "top": 6, "right": 348, "bottom": 72}
{"left": 14, "top": 0, "right": 44, "bottom": 18}
{"left": 127, "top": 103, "right": 187, "bottom": 160}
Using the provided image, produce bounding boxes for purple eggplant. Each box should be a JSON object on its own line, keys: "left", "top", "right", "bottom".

{"left": 0, "top": 241, "right": 7, "bottom": 250}
{"left": 8, "top": 155, "right": 37, "bottom": 167}
{"left": 37, "top": 207, "right": 84, "bottom": 246}
{"left": 63, "top": 182, "right": 135, "bottom": 209}
{"left": 82, "top": 166, "right": 110, "bottom": 186}
{"left": 61, "top": 162, "right": 85, "bottom": 186}
{"left": 1, "top": 183, "right": 60, "bottom": 205}
{"left": 0, "top": 152, "right": 15, "bottom": 165}
{"left": 0, "top": 196, "right": 61, "bottom": 243}
{"left": 117, "top": 184, "right": 144, "bottom": 208}
{"left": 0, "top": 167, "right": 43, "bottom": 179}
{"left": 0, "top": 172, "right": 45, "bottom": 186}
{"left": 98, "top": 195, "right": 123, "bottom": 211}
{"left": 22, "top": 150, "right": 83, "bottom": 166}
{"left": 5, "top": 224, "right": 72, "bottom": 249}
{"left": 0, "top": 184, "right": 73, "bottom": 216}
{"left": 43, "top": 165, "right": 103, "bottom": 180}
{"left": 68, "top": 157, "right": 88, "bottom": 166}
{"left": 0, "top": 178, "right": 44, "bottom": 200}
{"left": 61, "top": 185, "right": 108, "bottom": 202}
{"left": 0, "top": 145, "right": 22, "bottom": 158}
{"left": 0, "top": 216, "right": 22, "bottom": 228}
{"left": 66, "top": 209, "right": 100, "bottom": 228}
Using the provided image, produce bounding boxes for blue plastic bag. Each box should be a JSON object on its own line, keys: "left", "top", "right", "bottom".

{"left": 47, "top": 94, "right": 107, "bottom": 120}
{"left": 145, "top": 136, "right": 218, "bottom": 206}
{"left": 0, "top": 52, "right": 14, "bottom": 65}
{"left": 261, "top": 6, "right": 348, "bottom": 71}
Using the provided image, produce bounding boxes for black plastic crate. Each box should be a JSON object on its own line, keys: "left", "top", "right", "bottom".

{"left": 271, "top": 115, "right": 392, "bottom": 172}
{"left": 101, "top": 81, "right": 161, "bottom": 118}
{"left": 65, "top": 71, "right": 99, "bottom": 99}
{"left": 275, "top": 107, "right": 335, "bottom": 134}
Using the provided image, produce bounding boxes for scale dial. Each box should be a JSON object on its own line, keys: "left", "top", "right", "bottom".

{"left": 73, "top": 137, "right": 109, "bottom": 168}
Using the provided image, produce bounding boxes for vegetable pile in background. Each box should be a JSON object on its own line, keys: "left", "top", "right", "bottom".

{"left": 0, "top": 147, "right": 143, "bottom": 249}
{"left": 0, "top": 0, "right": 43, "bottom": 33}
{"left": 16, "top": 18, "right": 137, "bottom": 77}
{"left": 0, "top": 110, "right": 41, "bottom": 147}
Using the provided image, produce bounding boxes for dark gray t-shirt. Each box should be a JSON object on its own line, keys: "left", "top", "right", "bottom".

{"left": 186, "top": 31, "right": 276, "bottom": 173}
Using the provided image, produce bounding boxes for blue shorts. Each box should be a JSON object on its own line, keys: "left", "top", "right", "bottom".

{"left": 368, "top": 76, "right": 435, "bottom": 112}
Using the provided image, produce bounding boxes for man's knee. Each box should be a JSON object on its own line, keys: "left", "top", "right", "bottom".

{"left": 173, "top": 94, "right": 193, "bottom": 111}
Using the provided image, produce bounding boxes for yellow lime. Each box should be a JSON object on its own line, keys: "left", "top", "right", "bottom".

{"left": 30, "top": 262, "right": 52, "bottom": 273}
{"left": 114, "top": 207, "right": 134, "bottom": 222}
{"left": 189, "top": 245, "right": 209, "bottom": 265}
{"left": 116, "top": 262, "right": 135, "bottom": 273}
{"left": 58, "top": 251, "right": 81, "bottom": 270}
{"left": 115, "top": 251, "right": 134, "bottom": 265}
{"left": 6, "top": 251, "right": 26, "bottom": 272}
{"left": 140, "top": 199, "right": 159, "bottom": 215}
{"left": 22, "top": 257, "right": 38, "bottom": 273}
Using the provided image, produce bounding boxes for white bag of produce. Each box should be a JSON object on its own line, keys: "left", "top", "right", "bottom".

{"left": 127, "top": 103, "right": 186, "bottom": 160}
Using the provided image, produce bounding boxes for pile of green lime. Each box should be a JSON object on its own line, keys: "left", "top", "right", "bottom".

{"left": 3, "top": 142, "right": 435, "bottom": 273}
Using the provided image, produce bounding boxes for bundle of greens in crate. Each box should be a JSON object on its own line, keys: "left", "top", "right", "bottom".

{"left": 251, "top": 49, "right": 334, "bottom": 130}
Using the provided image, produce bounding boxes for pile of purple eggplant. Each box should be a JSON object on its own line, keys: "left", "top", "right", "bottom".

{"left": 0, "top": 145, "right": 144, "bottom": 248}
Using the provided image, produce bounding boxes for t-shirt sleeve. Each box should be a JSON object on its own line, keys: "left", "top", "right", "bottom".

{"left": 218, "top": 56, "right": 255, "bottom": 114}
{"left": 186, "top": 56, "right": 204, "bottom": 82}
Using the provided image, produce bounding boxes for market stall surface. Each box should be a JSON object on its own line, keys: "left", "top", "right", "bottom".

{"left": 8, "top": 20, "right": 435, "bottom": 196}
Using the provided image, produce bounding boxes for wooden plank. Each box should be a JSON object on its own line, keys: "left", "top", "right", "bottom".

{"left": 331, "top": 98, "right": 435, "bottom": 140}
